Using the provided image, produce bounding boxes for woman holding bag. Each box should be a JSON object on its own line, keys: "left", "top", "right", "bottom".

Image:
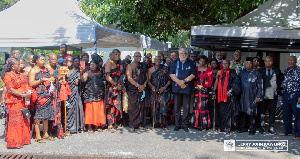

{"left": 3, "top": 58, "right": 31, "bottom": 148}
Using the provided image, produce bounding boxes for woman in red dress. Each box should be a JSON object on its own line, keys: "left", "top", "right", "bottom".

{"left": 3, "top": 58, "right": 31, "bottom": 148}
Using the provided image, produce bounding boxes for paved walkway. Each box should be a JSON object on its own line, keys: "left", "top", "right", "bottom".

{"left": 0, "top": 118, "right": 299, "bottom": 158}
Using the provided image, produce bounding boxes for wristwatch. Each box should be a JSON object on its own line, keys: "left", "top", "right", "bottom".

{"left": 40, "top": 78, "right": 43, "bottom": 83}
{"left": 183, "top": 79, "right": 187, "bottom": 83}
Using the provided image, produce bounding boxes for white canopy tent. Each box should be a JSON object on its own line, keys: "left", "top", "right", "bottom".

{"left": 0, "top": 0, "right": 167, "bottom": 51}
{"left": 191, "top": 0, "right": 300, "bottom": 53}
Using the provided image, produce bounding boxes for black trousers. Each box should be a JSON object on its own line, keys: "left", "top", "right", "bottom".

{"left": 259, "top": 99, "right": 276, "bottom": 128}
{"left": 240, "top": 112, "right": 256, "bottom": 133}
{"left": 174, "top": 93, "right": 191, "bottom": 128}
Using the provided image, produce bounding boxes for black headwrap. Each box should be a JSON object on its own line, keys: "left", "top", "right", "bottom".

{"left": 32, "top": 53, "right": 45, "bottom": 63}
{"left": 246, "top": 57, "right": 253, "bottom": 62}
{"left": 81, "top": 53, "right": 89, "bottom": 59}
{"left": 73, "top": 56, "right": 80, "bottom": 61}
{"left": 91, "top": 53, "right": 102, "bottom": 64}
{"left": 6, "top": 58, "right": 18, "bottom": 72}
{"left": 210, "top": 58, "right": 218, "bottom": 64}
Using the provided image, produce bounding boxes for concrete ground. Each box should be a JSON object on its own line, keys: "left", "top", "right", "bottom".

{"left": 0, "top": 117, "right": 299, "bottom": 159}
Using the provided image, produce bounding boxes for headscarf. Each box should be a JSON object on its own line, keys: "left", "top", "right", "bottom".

{"left": 73, "top": 56, "right": 80, "bottom": 61}
{"left": 32, "top": 53, "right": 45, "bottom": 63}
{"left": 90, "top": 53, "right": 102, "bottom": 70}
{"left": 81, "top": 53, "right": 89, "bottom": 59}
{"left": 6, "top": 58, "right": 18, "bottom": 72}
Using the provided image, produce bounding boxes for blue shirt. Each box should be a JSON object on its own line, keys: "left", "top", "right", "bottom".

{"left": 282, "top": 66, "right": 300, "bottom": 94}
{"left": 169, "top": 59, "right": 196, "bottom": 94}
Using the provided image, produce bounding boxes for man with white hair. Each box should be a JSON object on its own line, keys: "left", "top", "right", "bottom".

{"left": 169, "top": 48, "right": 196, "bottom": 132}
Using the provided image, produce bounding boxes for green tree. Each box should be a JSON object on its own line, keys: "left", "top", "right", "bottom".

{"left": 0, "top": 0, "right": 19, "bottom": 12}
{"left": 81, "top": 0, "right": 267, "bottom": 43}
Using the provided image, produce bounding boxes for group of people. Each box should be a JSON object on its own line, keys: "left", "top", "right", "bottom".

{"left": 1, "top": 44, "right": 299, "bottom": 149}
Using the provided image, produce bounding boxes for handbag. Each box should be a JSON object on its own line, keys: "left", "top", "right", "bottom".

{"left": 21, "top": 108, "right": 31, "bottom": 118}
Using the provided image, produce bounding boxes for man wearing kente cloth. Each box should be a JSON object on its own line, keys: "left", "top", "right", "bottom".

{"left": 238, "top": 57, "right": 263, "bottom": 135}
{"left": 148, "top": 56, "right": 171, "bottom": 130}
{"left": 126, "top": 52, "right": 148, "bottom": 131}
{"left": 105, "top": 49, "right": 124, "bottom": 133}
{"left": 212, "top": 59, "right": 240, "bottom": 134}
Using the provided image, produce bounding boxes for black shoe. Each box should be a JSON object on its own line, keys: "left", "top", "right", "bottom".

{"left": 238, "top": 129, "right": 247, "bottom": 133}
{"left": 174, "top": 126, "right": 180, "bottom": 131}
{"left": 249, "top": 132, "right": 255, "bottom": 135}
{"left": 183, "top": 127, "right": 189, "bottom": 132}
{"left": 259, "top": 127, "right": 265, "bottom": 134}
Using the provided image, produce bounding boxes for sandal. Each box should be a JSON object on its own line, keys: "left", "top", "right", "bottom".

{"left": 97, "top": 128, "right": 103, "bottom": 132}
{"left": 108, "top": 128, "right": 116, "bottom": 133}
{"left": 293, "top": 137, "right": 300, "bottom": 140}
{"left": 139, "top": 126, "right": 145, "bottom": 130}
{"left": 162, "top": 126, "right": 169, "bottom": 130}
{"left": 43, "top": 136, "right": 55, "bottom": 141}
{"left": 65, "top": 132, "right": 72, "bottom": 136}
{"left": 279, "top": 132, "right": 293, "bottom": 136}
{"left": 88, "top": 129, "right": 94, "bottom": 133}
{"left": 129, "top": 128, "right": 135, "bottom": 131}
{"left": 35, "top": 138, "right": 46, "bottom": 143}
{"left": 117, "top": 126, "right": 124, "bottom": 130}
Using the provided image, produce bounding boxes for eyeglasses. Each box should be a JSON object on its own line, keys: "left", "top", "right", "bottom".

{"left": 135, "top": 56, "right": 142, "bottom": 57}
{"left": 253, "top": 60, "right": 258, "bottom": 62}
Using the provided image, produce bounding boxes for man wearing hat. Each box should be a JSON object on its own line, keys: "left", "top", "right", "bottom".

{"left": 238, "top": 57, "right": 263, "bottom": 135}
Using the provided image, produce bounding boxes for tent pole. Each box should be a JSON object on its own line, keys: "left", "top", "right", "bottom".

{"left": 94, "top": 25, "right": 97, "bottom": 53}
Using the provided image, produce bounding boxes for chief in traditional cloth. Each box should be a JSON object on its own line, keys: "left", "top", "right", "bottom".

{"left": 65, "top": 56, "right": 85, "bottom": 133}
{"left": 105, "top": 49, "right": 124, "bottom": 133}
{"left": 148, "top": 56, "right": 171, "bottom": 130}
{"left": 238, "top": 57, "right": 263, "bottom": 135}
{"left": 126, "top": 52, "right": 148, "bottom": 131}
{"left": 45, "top": 53, "right": 66, "bottom": 138}
{"left": 80, "top": 54, "right": 105, "bottom": 133}
{"left": 29, "top": 54, "right": 56, "bottom": 143}
{"left": 212, "top": 59, "right": 240, "bottom": 134}
{"left": 192, "top": 55, "right": 213, "bottom": 130}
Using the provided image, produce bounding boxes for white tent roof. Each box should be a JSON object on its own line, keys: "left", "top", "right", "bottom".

{"left": 191, "top": 0, "right": 300, "bottom": 52}
{"left": 0, "top": 0, "right": 167, "bottom": 51}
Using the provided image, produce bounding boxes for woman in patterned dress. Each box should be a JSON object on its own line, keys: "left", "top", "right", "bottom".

{"left": 192, "top": 55, "right": 213, "bottom": 130}
{"left": 28, "top": 54, "right": 56, "bottom": 143}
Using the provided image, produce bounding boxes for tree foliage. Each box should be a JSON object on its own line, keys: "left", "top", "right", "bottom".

{"left": 0, "top": 0, "right": 19, "bottom": 12}
{"left": 81, "top": 0, "right": 267, "bottom": 42}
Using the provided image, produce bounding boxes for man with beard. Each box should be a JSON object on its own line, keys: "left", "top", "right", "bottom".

{"left": 238, "top": 57, "right": 263, "bottom": 135}
{"left": 212, "top": 59, "right": 240, "bottom": 134}
{"left": 230, "top": 50, "right": 244, "bottom": 75}
{"left": 258, "top": 56, "right": 283, "bottom": 134}
{"left": 105, "top": 49, "right": 124, "bottom": 133}
{"left": 126, "top": 52, "right": 148, "bottom": 131}
{"left": 148, "top": 56, "right": 171, "bottom": 130}
{"left": 169, "top": 48, "right": 196, "bottom": 132}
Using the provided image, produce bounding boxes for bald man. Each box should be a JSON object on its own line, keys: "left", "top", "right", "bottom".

{"left": 24, "top": 54, "right": 35, "bottom": 75}
{"left": 126, "top": 52, "right": 148, "bottom": 131}
{"left": 281, "top": 56, "right": 300, "bottom": 140}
